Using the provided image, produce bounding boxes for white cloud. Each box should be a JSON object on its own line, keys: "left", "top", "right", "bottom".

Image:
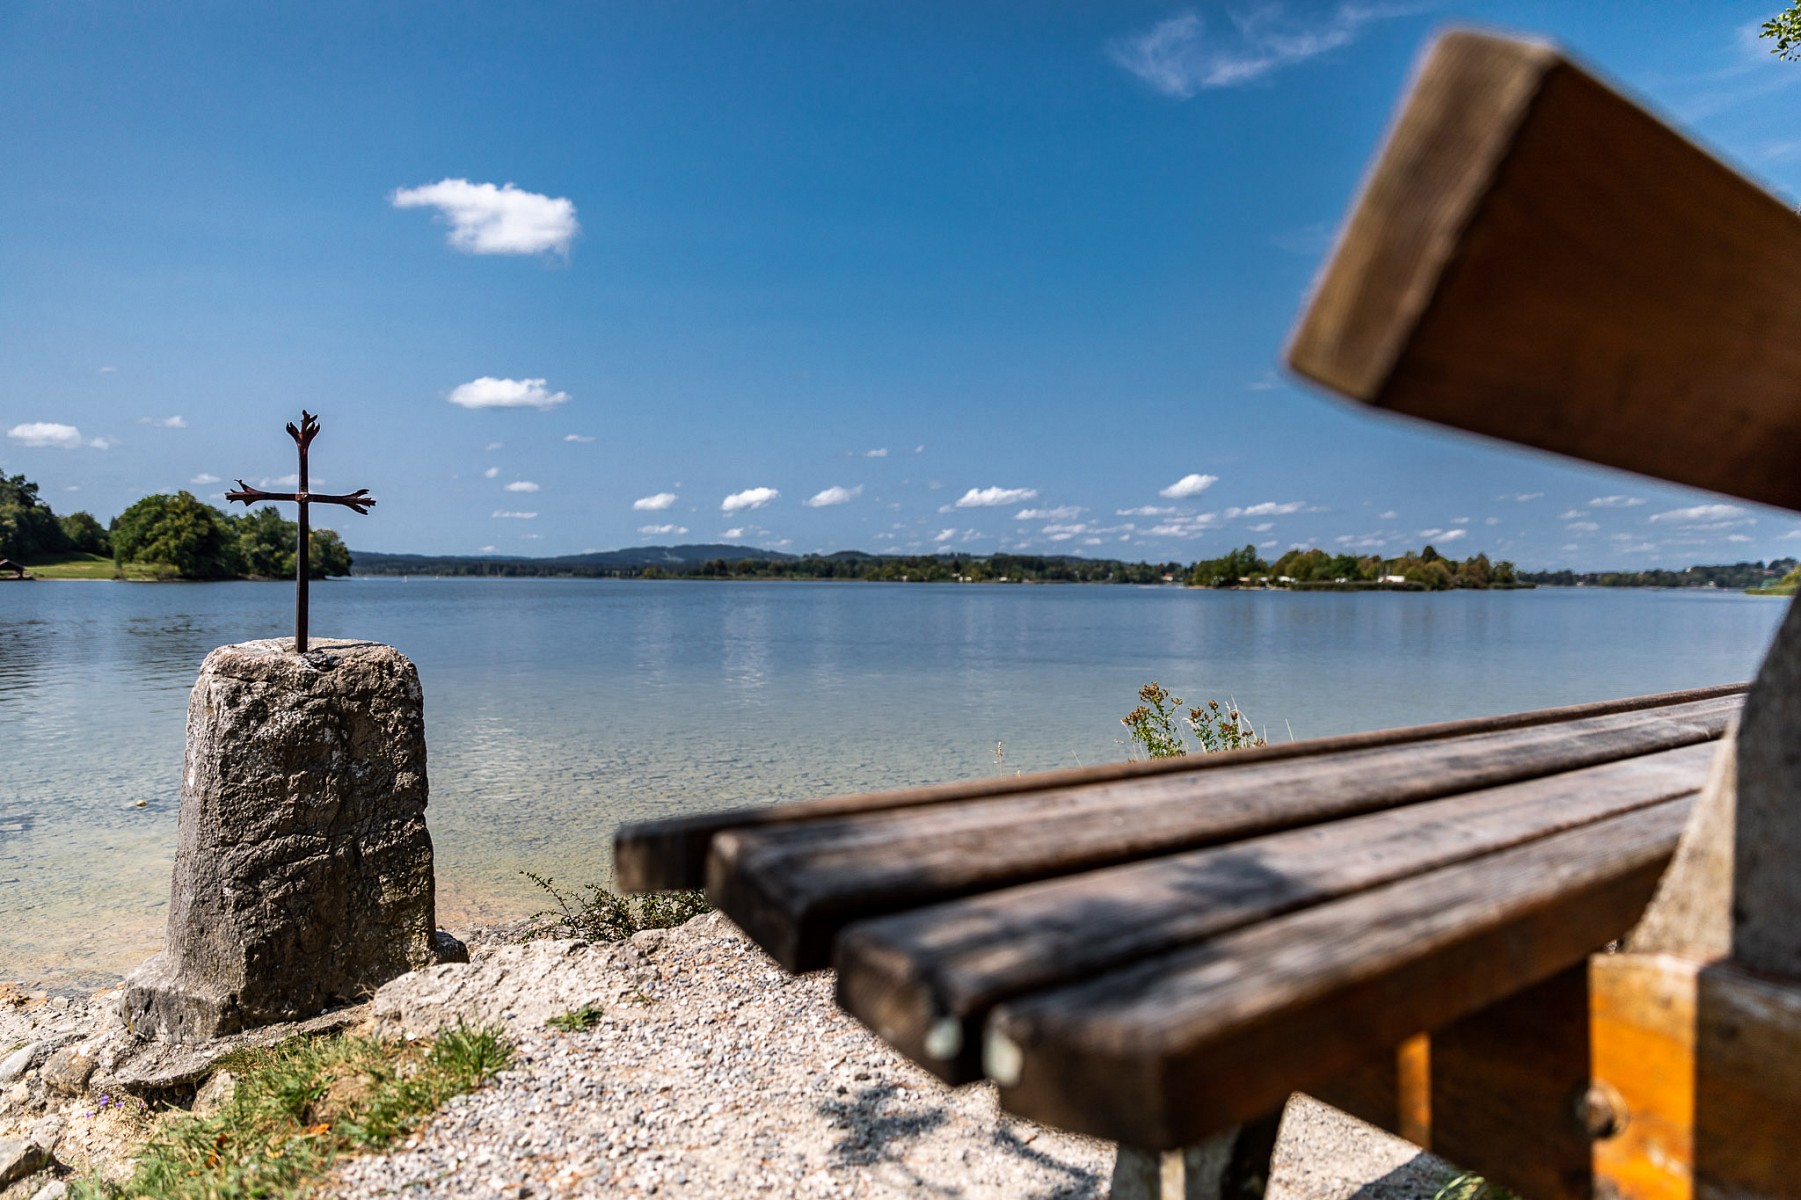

{"left": 479, "top": 544, "right": 497, "bottom": 553}
{"left": 391, "top": 178, "right": 579, "bottom": 256}
{"left": 1437, "top": 529, "right": 1468, "bottom": 541}
{"left": 87, "top": 436, "right": 115, "bottom": 450}
{"left": 1378, "top": 510, "right": 1398, "bottom": 520}
{"left": 633, "top": 493, "right": 678, "bottom": 511}
{"left": 504, "top": 481, "right": 540, "bottom": 493}
{"left": 722, "top": 486, "right": 779, "bottom": 514}
{"left": 483, "top": 467, "right": 500, "bottom": 479}
{"left": 1728, "top": 533, "right": 1753, "bottom": 543}
{"left": 1017, "top": 506, "right": 1083, "bottom": 520}
{"left": 1225, "top": 500, "right": 1303, "bottom": 518}
{"left": 447, "top": 377, "right": 570, "bottom": 410}
{"left": 1498, "top": 492, "right": 1544, "bottom": 502}
{"left": 7, "top": 422, "right": 84, "bottom": 449}
{"left": 139, "top": 415, "right": 186, "bottom": 428}
{"left": 1590, "top": 495, "right": 1646, "bottom": 508}
{"left": 492, "top": 510, "right": 537, "bottom": 519}
{"left": 1558, "top": 509, "right": 1588, "bottom": 520}
{"left": 1650, "top": 504, "right": 1750, "bottom": 524}
{"left": 1107, "top": 5, "right": 1411, "bottom": 98}
{"left": 563, "top": 434, "right": 595, "bottom": 443}
{"left": 98, "top": 366, "right": 117, "bottom": 374}
{"left": 721, "top": 527, "right": 745, "bottom": 539}
{"left": 1117, "top": 506, "right": 1175, "bottom": 517}
{"left": 485, "top": 441, "right": 504, "bottom": 451}
{"left": 804, "top": 485, "right": 862, "bottom": 508}
{"left": 865, "top": 448, "right": 889, "bottom": 458}
{"left": 1567, "top": 521, "right": 1600, "bottom": 532}
{"left": 1159, "top": 473, "right": 1218, "bottom": 499}
{"left": 956, "top": 486, "right": 1038, "bottom": 508}
{"left": 191, "top": 473, "right": 220, "bottom": 485}
{"left": 933, "top": 528, "right": 957, "bottom": 543}
{"left": 638, "top": 524, "right": 689, "bottom": 536}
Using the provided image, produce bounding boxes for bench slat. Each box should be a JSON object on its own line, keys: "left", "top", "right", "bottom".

{"left": 613, "top": 683, "right": 1746, "bottom": 892}
{"left": 710, "top": 695, "right": 1737, "bottom": 969}
{"left": 1287, "top": 30, "right": 1801, "bottom": 511}
{"left": 982, "top": 798, "right": 1690, "bottom": 1148}
{"left": 835, "top": 740, "right": 1714, "bottom": 1083}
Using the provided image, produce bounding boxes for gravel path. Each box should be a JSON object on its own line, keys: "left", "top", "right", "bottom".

{"left": 325, "top": 914, "right": 1458, "bottom": 1200}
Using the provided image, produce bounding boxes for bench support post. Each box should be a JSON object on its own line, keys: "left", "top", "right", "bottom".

{"left": 1109, "top": 1111, "right": 1282, "bottom": 1200}
{"left": 1595, "top": 595, "right": 1801, "bottom": 1197}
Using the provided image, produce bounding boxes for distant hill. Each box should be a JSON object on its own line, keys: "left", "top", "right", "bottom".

{"left": 350, "top": 544, "right": 797, "bottom": 575}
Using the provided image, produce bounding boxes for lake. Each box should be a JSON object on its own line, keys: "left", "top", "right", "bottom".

{"left": 0, "top": 577, "right": 1784, "bottom": 992}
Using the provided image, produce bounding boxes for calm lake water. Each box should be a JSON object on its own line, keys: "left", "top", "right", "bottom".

{"left": 0, "top": 577, "right": 1785, "bottom": 992}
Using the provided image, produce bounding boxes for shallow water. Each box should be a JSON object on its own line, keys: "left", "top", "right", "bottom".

{"left": 0, "top": 578, "right": 1784, "bottom": 991}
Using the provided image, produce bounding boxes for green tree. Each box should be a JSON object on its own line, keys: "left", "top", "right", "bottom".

{"left": 58, "top": 510, "right": 110, "bottom": 555}
{"left": 112, "top": 491, "right": 241, "bottom": 579}
{"left": 1764, "top": 2, "right": 1801, "bottom": 59}
{"left": 236, "top": 506, "right": 295, "bottom": 578}
{"left": 0, "top": 474, "right": 70, "bottom": 561}
{"left": 310, "top": 528, "right": 352, "bottom": 577}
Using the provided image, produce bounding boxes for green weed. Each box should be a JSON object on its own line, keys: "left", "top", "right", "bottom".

{"left": 520, "top": 871, "right": 711, "bottom": 944}
{"left": 545, "top": 1004, "right": 604, "bottom": 1032}
{"left": 1122, "top": 683, "right": 1268, "bottom": 759}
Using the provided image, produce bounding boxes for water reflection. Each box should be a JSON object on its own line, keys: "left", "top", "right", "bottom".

{"left": 0, "top": 579, "right": 1784, "bottom": 993}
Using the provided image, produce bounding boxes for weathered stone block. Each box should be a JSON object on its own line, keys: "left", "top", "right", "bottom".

{"left": 121, "top": 639, "right": 460, "bottom": 1042}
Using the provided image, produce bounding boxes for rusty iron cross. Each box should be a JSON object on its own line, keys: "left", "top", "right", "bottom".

{"left": 225, "top": 411, "right": 375, "bottom": 654}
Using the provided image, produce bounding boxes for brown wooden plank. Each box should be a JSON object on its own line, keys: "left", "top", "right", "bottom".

{"left": 712, "top": 698, "right": 1736, "bottom": 970}
{"left": 614, "top": 683, "right": 1746, "bottom": 892}
{"left": 1429, "top": 964, "right": 1591, "bottom": 1200}
{"left": 1287, "top": 31, "right": 1801, "bottom": 511}
{"left": 980, "top": 800, "right": 1689, "bottom": 1149}
{"left": 833, "top": 741, "right": 1712, "bottom": 1082}
{"left": 1591, "top": 952, "right": 1801, "bottom": 1199}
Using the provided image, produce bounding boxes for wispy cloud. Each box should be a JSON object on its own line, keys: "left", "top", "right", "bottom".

{"left": 563, "top": 434, "right": 595, "bottom": 443}
{"left": 1650, "top": 503, "right": 1751, "bottom": 526}
{"left": 7, "top": 422, "right": 107, "bottom": 449}
{"left": 483, "top": 467, "right": 500, "bottom": 479}
{"left": 1018, "top": 506, "right": 1083, "bottom": 520}
{"left": 865, "top": 448, "right": 889, "bottom": 458}
{"left": 956, "top": 486, "right": 1038, "bottom": 508}
{"left": 721, "top": 527, "right": 745, "bottom": 539}
{"left": 1497, "top": 492, "right": 1544, "bottom": 503}
{"left": 722, "top": 486, "right": 779, "bottom": 514}
{"left": 1108, "top": 5, "right": 1414, "bottom": 98}
{"left": 1159, "top": 473, "right": 1218, "bottom": 499}
{"left": 491, "top": 510, "right": 537, "bottom": 519}
{"left": 638, "top": 524, "right": 688, "bottom": 536}
{"left": 633, "top": 493, "right": 678, "bottom": 511}
{"left": 392, "top": 179, "right": 579, "bottom": 256}
{"left": 1589, "top": 495, "right": 1645, "bottom": 508}
{"left": 1118, "top": 505, "right": 1176, "bottom": 517}
{"left": 804, "top": 485, "right": 862, "bottom": 508}
{"left": 139, "top": 415, "right": 187, "bottom": 428}
{"left": 504, "top": 481, "right": 540, "bottom": 493}
{"left": 933, "top": 528, "right": 958, "bottom": 543}
{"left": 1225, "top": 500, "right": 1304, "bottom": 518}
{"left": 191, "top": 473, "right": 220, "bottom": 485}
{"left": 447, "top": 377, "right": 570, "bottom": 410}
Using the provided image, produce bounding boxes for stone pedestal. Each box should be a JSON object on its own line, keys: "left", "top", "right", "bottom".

{"left": 121, "top": 638, "right": 463, "bottom": 1042}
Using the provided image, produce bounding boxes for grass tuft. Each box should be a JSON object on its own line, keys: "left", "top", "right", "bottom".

{"left": 545, "top": 1004, "right": 605, "bottom": 1032}
{"left": 520, "top": 871, "right": 711, "bottom": 944}
{"left": 72, "top": 1024, "right": 510, "bottom": 1200}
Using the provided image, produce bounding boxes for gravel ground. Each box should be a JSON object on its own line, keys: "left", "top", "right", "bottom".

{"left": 325, "top": 913, "right": 1458, "bottom": 1200}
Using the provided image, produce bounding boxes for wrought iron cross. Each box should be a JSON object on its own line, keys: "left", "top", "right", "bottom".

{"left": 225, "top": 411, "right": 375, "bottom": 654}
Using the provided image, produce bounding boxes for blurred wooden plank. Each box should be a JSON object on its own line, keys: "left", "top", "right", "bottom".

{"left": 835, "top": 742, "right": 1712, "bottom": 1082}
{"left": 981, "top": 800, "right": 1688, "bottom": 1149}
{"left": 613, "top": 683, "right": 1746, "bottom": 892}
{"left": 1591, "top": 953, "right": 1801, "bottom": 1199}
{"left": 1429, "top": 964, "right": 1591, "bottom": 1200}
{"left": 710, "top": 699, "right": 1736, "bottom": 970}
{"left": 1288, "top": 30, "right": 1801, "bottom": 511}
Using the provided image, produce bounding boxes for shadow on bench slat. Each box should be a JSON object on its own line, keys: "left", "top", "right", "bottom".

{"left": 836, "top": 740, "right": 1715, "bottom": 1084}
{"left": 983, "top": 799, "right": 1690, "bottom": 1149}
{"left": 712, "top": 695, "right": 1738, "bottom": 970}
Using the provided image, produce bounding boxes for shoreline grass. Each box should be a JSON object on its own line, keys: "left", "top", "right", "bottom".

{"left": 73, "top": 1024, "right": 510, "bottom": 1200}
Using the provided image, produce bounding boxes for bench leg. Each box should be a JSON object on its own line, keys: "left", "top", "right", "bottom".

{"left": 1109, "top": 1110, "right": 1282, "bottom": 1200}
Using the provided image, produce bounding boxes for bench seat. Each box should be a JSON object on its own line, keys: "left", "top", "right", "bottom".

{"left": 616, "top": 684, "right": 1740, "bottom": 1150}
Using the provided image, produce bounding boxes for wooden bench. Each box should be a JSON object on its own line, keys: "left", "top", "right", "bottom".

{"left": 618, "top": 30, "right": 1801, "bottom": 1199}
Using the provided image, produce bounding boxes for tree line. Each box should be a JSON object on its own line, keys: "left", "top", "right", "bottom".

{"left": 0, "top": 473, "right": 350, "bottom": 580}
{"left": 1516, "top": 560, "right": 1798, "bottom": 590}
{"left": 1189, "top": 544, "right": 1521, "bottom": 590}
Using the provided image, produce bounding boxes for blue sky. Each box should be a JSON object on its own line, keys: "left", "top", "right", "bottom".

{"left": 4, "top": 1, "right": 1799, "bottom": 568}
